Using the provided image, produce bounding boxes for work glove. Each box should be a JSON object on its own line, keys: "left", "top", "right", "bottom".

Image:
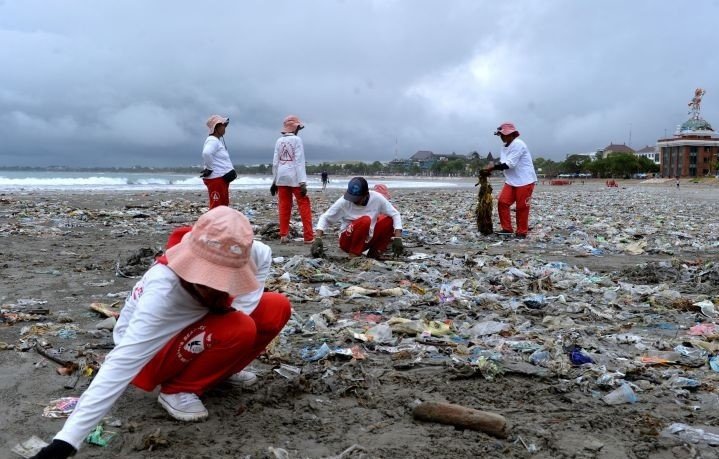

{"left": 310, "top": 238, "right": 325, "bottom": 258}
{"left": 391, "top": 237, "right": 404, "bottom": 257}
{"left": 199, "top": 168, "right": 213, "bottom": 178}
{"left": 270, "top": 182, "right": 278, "bottom": 196}
{"left": 31, "top": 439, "right": 77, "bottom": 459}
{"left": 299, "top": 183, "right": 308, "bottom": 197}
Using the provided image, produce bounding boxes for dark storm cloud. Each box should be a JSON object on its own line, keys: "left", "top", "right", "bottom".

{"left": 0, "top": 0, "right": 717, "bottom": 166}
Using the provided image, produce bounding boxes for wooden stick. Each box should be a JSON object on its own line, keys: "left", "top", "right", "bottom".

{"left": 89, "top": 302, "right": 120, "bottom": 319}
{"left": 413, "top": 402, "right": 509, "bottom": 438}
{"left": 35, "top": 343, "right": 79, "bottom": 374}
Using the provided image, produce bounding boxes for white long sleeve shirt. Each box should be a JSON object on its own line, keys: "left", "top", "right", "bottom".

{"left": 202, "top": 136, "right": 234, "bottom": 179}
{"left": 55, "top": 242, "right": 272, "bottom": 450}
{"left": 498, "top": 138, "right": 537, "bottom": 187}
{"left": 272, "top": 134, "right": 308, "bottom": 187}
{"left": 316, "top": 191, "right": 402, "bottom": 240}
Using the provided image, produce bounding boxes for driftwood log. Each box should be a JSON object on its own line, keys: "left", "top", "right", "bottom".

{"left": 475, "top": 174, "right": 494, "bottom": 235}
{"left": 412, "top": 401, "right": 508, "bottom": 438}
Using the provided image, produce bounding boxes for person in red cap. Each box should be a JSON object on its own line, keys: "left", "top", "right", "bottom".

{"left": 312, "top": 177, "right": 403, "bottom": 259}
{"left": 483, "top": 122, "right": 537, "bottom": 239}
{"left": 200, "top": 115, "right": 237, "bottom": 209}
{"left": 31, "top": 206, "right": 291, "bottom": 459}
{"left": 270, "top": 115, "right": 314, "bottom": 244}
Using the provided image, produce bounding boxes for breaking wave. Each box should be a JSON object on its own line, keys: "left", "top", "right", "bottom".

{"left": 0, "top": 172, "right": 463, "bottom": 191}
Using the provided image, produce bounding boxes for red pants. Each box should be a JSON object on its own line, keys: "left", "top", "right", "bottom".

{"left": 339, "top": 215, "right": 393, "bottom": 256}
{"left": 203, "top": 177, "right": 230, "bottom": 209}
{"left": 498, "top": 183, "right": 535, "bottom": 236}
{"left": 132, "top": 292, "right": 291, "bottom": 395}
{"left": 277, "top": 186, "right": 314, "bottom": 241}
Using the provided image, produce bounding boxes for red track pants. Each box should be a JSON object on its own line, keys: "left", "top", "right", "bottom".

{"left": 203, "top": 177, "right": 230, "bottom": 209}
{"left": 277, "top": 186, "right": 314, "bottom": 241}
{"left": 339, "top": 215, "right": 393, "bottom": 256}
{"left": 132, "top": 292, "right": 291, "bottom": 395}
{"left": 497, "top": 183, "right": 535, "bottom": 236}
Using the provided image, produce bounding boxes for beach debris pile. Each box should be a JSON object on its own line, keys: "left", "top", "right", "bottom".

{"left": 4, "top": 185, "right": 719, "bottom": 456}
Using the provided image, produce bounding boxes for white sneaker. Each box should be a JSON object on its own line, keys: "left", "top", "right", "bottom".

{"left": 227, "top": 370, "right": 258, "bottom": 387}
{"left": 158, "top": 392, "right": 208, "bottom": 421}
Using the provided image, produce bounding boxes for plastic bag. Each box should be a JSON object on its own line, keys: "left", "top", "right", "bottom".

{"left": 603, "top": 384, "right": 638, "bottom": 405}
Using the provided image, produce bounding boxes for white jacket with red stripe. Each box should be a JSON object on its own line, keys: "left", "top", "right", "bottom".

{"left": 54, "top": 242, "right": 271, "bottom": 450}
{"left": 272, "top": 134, "right": 308, "bottom": 187}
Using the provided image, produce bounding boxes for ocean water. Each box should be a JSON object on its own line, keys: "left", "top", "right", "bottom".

{"left": 0, "top": 171, "right": 467, "bottom": 192}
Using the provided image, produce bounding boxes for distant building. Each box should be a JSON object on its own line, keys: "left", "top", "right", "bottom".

{"left": 657, "top": 89, "right": 719, "bottom": 177}
{"left": 408, "top": 150, "right": 467, "bottom": 171}
{"left": 635, "top": 145, "right": 659, "bottom": 165}
{"left": 409, "top": 150, "right": 437, "bottom": 170}
{"left": 436, "top": 153, "right": 467, "bottom": 161}
{"left": 409, "top": 150, "right": 435, "bottom": 161}
{"left": 387, "top": 158, "right": 412, "bottom": 170}
{"left": 598, "top": 143, "right": 636, "bottom": 156}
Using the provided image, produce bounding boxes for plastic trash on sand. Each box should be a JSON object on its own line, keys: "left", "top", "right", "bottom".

{"left": 466, "top": 321, "right": 509, "bottom": 337}
{"left": 11, "top": 436, "right": 49, "bottom": 458}
{"left": 387, "top": 318, "right": 452, "bottom": 337}
{"left": 568, "top": 347, "right": 594, "bottom": 366}
{"left": 86, "top": 424, "right": 116, "bottom": 447}
{"left": 661, "top": 423, "right": 719, "bottom": 445}
{"left": 602, "top": 383, "right": 638, "bottom": 405}
{"left": 694, "top": 299, "right": 717, "bottom": 318}
{"left": 439, "top": 279, "right": 467, "bottom": 303}
{"left": 689, "top": 323, "right": 716, "bottom": 336}
{"left": 300, "top": 343, "right": 331, "bottom": 362}
{"left": 274, "top": 364, "right": 301, "bottom": 379}
{"left": 366, "top": 323, "right": 393, "bottom": 343}
{"left": 42, "top": 397, "right": 79, "bottom": 418}
{"left": 318, "top": 285, "right": 340, "bottom": 297}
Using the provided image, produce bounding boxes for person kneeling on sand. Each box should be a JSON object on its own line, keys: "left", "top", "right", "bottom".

{"left": 31, "top": 206, "right": 291, "bottom": 459}
{"left": 311, "top": 177, "right": 403, "bottom": 259}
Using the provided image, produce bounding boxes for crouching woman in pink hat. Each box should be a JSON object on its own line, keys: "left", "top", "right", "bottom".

{"left": 31, "top": 206, "right": 291, "bottom": 459}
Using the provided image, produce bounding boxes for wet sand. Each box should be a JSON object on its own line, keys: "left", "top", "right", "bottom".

{"left": 2, "top": 179, "right": 719, "bottom": 458}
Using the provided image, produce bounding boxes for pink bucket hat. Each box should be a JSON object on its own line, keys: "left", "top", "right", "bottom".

{"left": 206, "top": 115, "right": 229, "bottom": 134}
{"left": 495, "top": 122, "right": 519, "bottom": 136}
{"left": 373, "top": 184, "right": 391, "bottom": 200}
{"left": 165, "top": 206, "right": 258, "bottom": 296}
{"left": 282, "top": 115, "right": 304, "bottom": 133}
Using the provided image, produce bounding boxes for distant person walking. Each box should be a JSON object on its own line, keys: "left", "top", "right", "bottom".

{"left": 200, "top": 115, "right": 237, "bottom": 209}
{"left": 483, "top": 122, "right": 537, "bottom": 239}
{"left": 321, "top": 170, "right": 329, "bottom": 191}
{"left": 271, "top": 115, "right": 314, "bottom": 244}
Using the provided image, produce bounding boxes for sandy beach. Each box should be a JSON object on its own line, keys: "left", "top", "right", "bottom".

{"left": 2, "top": 179, "right": 719, "bottom": 458}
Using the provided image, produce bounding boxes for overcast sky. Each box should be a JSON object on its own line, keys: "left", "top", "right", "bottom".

{"left": 1, "top": 0, "right": 718, "bottom": 167}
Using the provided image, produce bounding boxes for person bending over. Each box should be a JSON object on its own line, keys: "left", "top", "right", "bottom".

{"left": 311, "top": 177, "right": 403, "bottom": 259}
{"left": 483, "top": 122, "right": 537, "bottom": 239}
{"left": 32, "top": 206, "right": 291, "bottom": 458}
